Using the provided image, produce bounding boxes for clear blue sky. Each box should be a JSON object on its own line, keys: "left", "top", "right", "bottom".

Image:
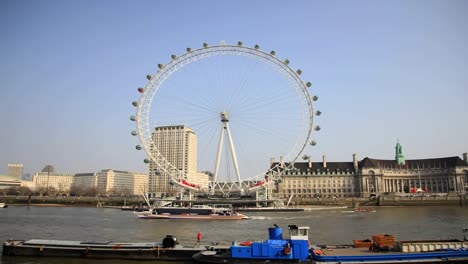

{"left": 1, "top": 0, "right": 467, "bottom": 175}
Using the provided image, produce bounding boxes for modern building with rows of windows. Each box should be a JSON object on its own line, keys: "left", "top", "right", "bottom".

{"left": 148, "top": 125, "right": 209, "bottom": 197}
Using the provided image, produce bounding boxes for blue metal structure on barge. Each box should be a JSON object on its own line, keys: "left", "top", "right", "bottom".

{"left": 193, "top": 225, "right": 311, "bottom": 263}
{"left": 231, "top": 225, "right": 309, "bottom": 261}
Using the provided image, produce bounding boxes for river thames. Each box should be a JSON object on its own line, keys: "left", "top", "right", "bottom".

{"left": 1, "top": 205, "right": 468, "bottom": 264}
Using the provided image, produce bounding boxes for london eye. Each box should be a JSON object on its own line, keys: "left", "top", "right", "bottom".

{"left": 130, "top": 41, "right": 320, "bottom": 196}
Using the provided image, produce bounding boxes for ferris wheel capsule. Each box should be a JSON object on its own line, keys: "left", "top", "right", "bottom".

{"left": 132, "top": 101, "right": 138, "bottom": 107}
{"left": 171, "top": 54, "right": 177, "bottom": 59}
{"left": 237, "top": 41, "right": 243, "bottom": 46}
{"left": 254, "top": 44, "right": 260, "bottom": 49}
{"left": 306, "top": 82, "right": 312, "bottom": 87}
{"left": 270, "top": 50, "right": 276, "bottom": 56}
{"left": 296, "top": 69, "right": 302, "bottom": 75}
{"left": 158, "top": 64, "right": 164, "bottom": 69}
{"left": 203, "top": 42, "right": 209, "bottom": 48}
{"left": 313, "top": 96, "right": 319, "bottom": 101}
{"left": 131, "top": 130, "right": 137, "bottom": 136}
{"left": 284, "top": 59, "right": 290, "bottom": 65}
{"left": 314, "top": 126, "right": 321, "bottom": 131}
{"left": 130, "top": 116, "right": 136, "bottom": 121}
{"left": 310, "top": 141, "right": 317, "bottom": 146}
{"left": 143, "top": 158, "right": 150, "bottom": 164}
{"left": 136, "top": 145, "right": 142, "bottom": 150}
{"left": 316, "top": 110, "right": 321, "bottom": 116}
{"left": 146, "top": 74, "right": 152, "bottom": 80}
{"left": 186, "top": 47, "right": 192, "bottom": 52}
{"left": 138, "top": 87, "right": 144, "bottom": 93}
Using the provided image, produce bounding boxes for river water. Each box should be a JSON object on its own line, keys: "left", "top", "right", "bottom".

{"left": 1, "top": 205, "right": 467, "bottom": 264}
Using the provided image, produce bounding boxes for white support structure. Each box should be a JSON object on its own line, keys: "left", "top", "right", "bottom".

{"left": 213, "top": 112, "right": 242, "bottom": 184}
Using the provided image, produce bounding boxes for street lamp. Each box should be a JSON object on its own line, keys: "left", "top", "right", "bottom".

{"left": 46, "top": 165, "right": 50, "bottom": 196}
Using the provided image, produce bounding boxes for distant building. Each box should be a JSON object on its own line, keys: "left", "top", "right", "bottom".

{"left": 27, "top": 169, "right": 147, "bottom": 196}
{"left": 149, "top": 125, "right": 209, "bottom": 196}
{"left": 271, "top": 155, "right": 358, "bottom": 198}
{"left": 0, "top": 174, "right": 21, "bottom": 190}
{"left": 21, "top": 180, "right": 35, "bottom": 189}
{"left": 72, "top": 173, "right": 97, "bottom": 190}
{"left": 272, "top": 143, "right": 468, "bottom": 198}
{"left": 96, "top": 169, "right": 148, "bottom": 196}
{"left": 8, "top": 163, "right": 23, "bottom": 180}
{"left": 359, "top": 155, "right": 468, "bottom": 197}
{"left": 32, "top": 172, "right": 74, "bottom": 194}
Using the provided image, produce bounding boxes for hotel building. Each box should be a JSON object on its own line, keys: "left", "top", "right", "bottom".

{"left": 148, "top": 125, "right": 209, "bottom": 196}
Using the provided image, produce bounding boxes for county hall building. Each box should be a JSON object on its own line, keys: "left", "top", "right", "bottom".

{"left": 271, "top": 142, "right": 468, "bottom": 198}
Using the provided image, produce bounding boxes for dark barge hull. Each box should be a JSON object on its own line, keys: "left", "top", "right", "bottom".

{"left": 194, "top": 251, "right": 308, "bottom": 263}
{"left": 193, "top": 251, "right": 468, "bottom": 264}
{"left": 3, "top": 239, "right": 227, "bottom": 261}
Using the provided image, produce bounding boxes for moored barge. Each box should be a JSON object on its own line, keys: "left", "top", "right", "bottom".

{"left": 3, "top": 235, "right": 228, "bottom": 261}
{"left": 193, "top": 225, "right": 468, "bottom": 264}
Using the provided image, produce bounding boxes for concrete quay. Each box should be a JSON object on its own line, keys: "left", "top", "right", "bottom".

{"left": 1, "top": 194, "right": 466, "bottom": 208}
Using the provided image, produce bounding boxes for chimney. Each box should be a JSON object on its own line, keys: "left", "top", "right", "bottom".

{"left": 322, "top": 155, "right": 327, "bottom": 168}
{"left": 353, "top": 153, "right": 358, "bottom": 171}
{"left": 270, "top": 158, "right": 275, "bottom": 166}
{"left": 308, "top": 156, "right": 312, "bottom": 169}
{"left": 463, "top": 153, "right": 468, "bottom": 165}
{"left": 280, "top": 156, "right": 285, "bottom": 168}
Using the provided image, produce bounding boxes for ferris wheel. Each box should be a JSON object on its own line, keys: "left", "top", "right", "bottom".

{"left": 130, "top": 41, "right": 320, "bottom": 195}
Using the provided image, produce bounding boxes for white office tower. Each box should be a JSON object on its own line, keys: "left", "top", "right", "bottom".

{"left": 8, "top": 163, "right": 23, "bottom": 180}
{"left": 149, "top": 125, "right": 208, "bottom": 196}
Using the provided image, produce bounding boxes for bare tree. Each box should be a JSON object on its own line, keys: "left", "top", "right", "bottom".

{"left": 82, "top": 186, "right": 97, "bottom": 197}
{"left": 17, "top": 186, "right": 31, "bottom": 196}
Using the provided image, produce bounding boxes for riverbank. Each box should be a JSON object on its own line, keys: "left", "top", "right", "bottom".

{"left": 378, "top": 194, "right": 466, "bottom": 206}
{"left": 0, "top": 196, "right": 146, "bottom": 207}
{"left": 1, "top": 194, "right": 466, "bottom": 207}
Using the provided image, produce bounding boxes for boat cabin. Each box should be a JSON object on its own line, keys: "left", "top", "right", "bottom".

{"left": 288, "top": 225, "right": 309, "bottom": 241}
{"left": 230, "top": 225, "right": 310, "bottom": 261}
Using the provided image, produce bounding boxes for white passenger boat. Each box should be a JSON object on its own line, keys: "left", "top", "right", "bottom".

{"left": 136, "top": 204, "right": 250, "bottom": 220}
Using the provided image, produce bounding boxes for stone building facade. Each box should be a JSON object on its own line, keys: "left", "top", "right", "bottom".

{"left": 270, "top": 155, "right": 359, "bottom": 198}
{"left": 359, "top": 156, "right": 468, "bottom": 197}
{"left": 271, "top": 144, "right": 468, "bottom": 199}
{"left": 32, "top": 172, "right": 74, "bottom": 194}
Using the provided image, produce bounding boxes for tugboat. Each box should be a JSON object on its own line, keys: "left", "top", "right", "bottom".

{"left": 193, "top": 224, "right": 310, "bottom": 263}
